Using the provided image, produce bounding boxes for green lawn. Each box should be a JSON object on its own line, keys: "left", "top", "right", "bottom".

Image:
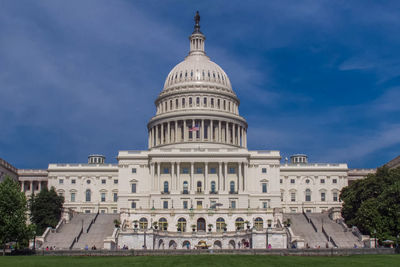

{"left": 1, "top": 255, "right": 399, "bottom": 267}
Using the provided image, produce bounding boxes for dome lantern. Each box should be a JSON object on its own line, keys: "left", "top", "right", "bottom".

{"left": 189, "top": 11, "right": 206, "bottom": 56}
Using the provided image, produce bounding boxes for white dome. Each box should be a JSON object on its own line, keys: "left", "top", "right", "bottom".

{"left": 163, "top": 54, "right": 233, "bottom": 93}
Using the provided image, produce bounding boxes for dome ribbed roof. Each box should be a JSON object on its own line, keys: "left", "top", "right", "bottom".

{"left": 163, "top": 54, "right": 233, "bottom": 92}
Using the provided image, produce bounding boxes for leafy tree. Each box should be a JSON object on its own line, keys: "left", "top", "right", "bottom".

{"left": 0, "top": 176, "right": 32, "bottom": 255}
{"left": 30, "top": 187, "right": 64, "bottom": 235}
{"left": 341, "top": 166, "right": 400, "bottom": 243}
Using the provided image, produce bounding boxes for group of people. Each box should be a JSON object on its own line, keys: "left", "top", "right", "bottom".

{"left": 45, "top": 246, "right": 56, "bottom": 251}
{"left": 84, "top": 244, "right": 97, "bottom": 250}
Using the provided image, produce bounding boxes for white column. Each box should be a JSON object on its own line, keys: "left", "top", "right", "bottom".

{"left": 151, "top": 163, "right": 154, "bottom": 191}
{"left": 218, "top": 162, "right": 222, "bottom": 191}
{"left": 21, "top": 181, "right": 24, "bottom": 192}
{"left": 161, "top": 123, "right": 164, "bottom": 145}
{"left": 148, "top": 129, "right": 151, "bottom": 148}
{"left": 30, "top": 181, "right": 33, "bottom": 194}
{"left": 39, "top": 180, "right": 42, "bottom": 191}
{"left": 224, "top": 163, "right": 228, "bottom": 192}
{"left": 240, "top": 127, "right": 243, "bottom": 147}
{"left": 177, "top": 162, "right": 180, "bottom": 192}
{"left": 183, "top": 120, "right": 187, "bottom": 141}
{"left": 210, "top": 120, "right": 214, "bottom": 141}
{"left": 190, "top": 162, "right": 194, "bottom": 193}
{"left": 201, "top": 119, "right": 204, "bottom": 141}
{"left": 238, "top": 162, "right": 242, "bottom": 192}
{"left": 157, "top": 163, "right": 161, "bottom": 192}
{"left": 171, "top": 162, "right": 175, "bottom": 191}
{"left": 244, "top": 130, "right": 247, "bottom": 148}
{"left": 243, "top": 163, "right": 248, "bottom": 191}
{"left": 204, "top": 162, "right": 208, "bottom": 193}
{"left": 218, "top": 121, "right": 221, "bottom": 143}
{"left": 155, "top": 125, "right": 159, "bottom": 146}
{"left": 175, "top": 121, "right": 178, "bottom": 143}
{"left": 227, "top": 123, "right": 230, "bottom": 144}
{"left": 167, "top": 121, "right": 171, "bottom": 143}
{"left": 192, "top": 119, "right": 195, "bottom": 140}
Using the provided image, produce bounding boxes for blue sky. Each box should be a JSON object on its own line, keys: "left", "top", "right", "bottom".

{"left": 1, "top": 0, "right": 399, "bottom": 169}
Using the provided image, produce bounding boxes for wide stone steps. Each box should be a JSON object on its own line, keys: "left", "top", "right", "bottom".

{"left": 73, "top": 214, "right": 119, "bottom": 249}
{"left": 42, "top": 214, "right": 96, "bottom": 249}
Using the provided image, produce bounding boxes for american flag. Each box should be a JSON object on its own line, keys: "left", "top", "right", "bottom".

{"left": 189, "top": 125, "right": 199, "bottom": 131}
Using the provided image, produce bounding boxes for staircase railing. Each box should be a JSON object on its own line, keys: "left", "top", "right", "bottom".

{"left": 309, "top": 218, "right": 318, "bottom": 232}
{"left": 321, "top": 225, "right": 329, "bottom": 241}
{"left": 86, "top": 211, "right": 99, "bottom": 233}
{"left": 69, "top": 227, "right": 83, "bottom": 250}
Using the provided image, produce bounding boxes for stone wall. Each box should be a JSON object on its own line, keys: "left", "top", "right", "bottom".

{"left": 34, "top": 248, "right": 396, "bottom": 256}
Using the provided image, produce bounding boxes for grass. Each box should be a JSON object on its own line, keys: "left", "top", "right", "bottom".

{"left": 1, "top": 254, "right": 399, "bottom": 267}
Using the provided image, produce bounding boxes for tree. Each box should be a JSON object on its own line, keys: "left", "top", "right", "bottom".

{"left": 341, "top": 166, "right": 400, "bottom": 243}
{"left": 0, "top": 176, "right": 32, "bottom": 255}
{"left": 30, "top": 187, "right": 64, "bottom": 235}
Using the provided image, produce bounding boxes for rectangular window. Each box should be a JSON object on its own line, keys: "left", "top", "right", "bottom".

{"left": 113, "top": 209, "right": 117, "bottom": 214}
{"left": 210, "top": 168, "right": 216, "bottom": 174}
{"left": 163, "top": 168, "right": 169, "bottom": 174}
{"left": 183, "top": 201, "right": 188, "bottom": 209}
{"left": 59, "top": 179, "right": 63, "bottom": 184}
{"left": 280, "top": 179, "right": 283, "bottom": 184}
{"left": 71, "top": 179, "right": 76, "bottom": 184}
{"left": 196, "top": 201, "right": 202, "bottom": 209}
{"left": 163, "top": 201, "right": 168, "bottom": 209}
{"left": 333, "top": 192, "right": 338, "bottom": 202}
{"left": 71, "top": 193, "right": 75, "bottom": 202}
{"left": 280, "top": 192, "right": 284, "bottom": 202}
{"left": 131, "top": 183, "right": 137, "bottom": 193}
{"left": 291, "top": 192, "right": 296, "bottom": 202}
{"left": 210, "top": 200, "right": 216, "bottom": 209}
{"left": 228, "top": 167, "right": 236, "bottom": 174}
{"left": 230, "top": 200, "right": 236, "bottom": 209}
{"left": 262, "top": 168, "right": 267, "bottom": 173}
{"left": 320, "top": 179, "right": 325, "bottom": 184}
{"left": 182, "top": 168, "right": 189, "bottom": 174}
{"left": 131, "top": 202, "right": 136, "bottom": 209}
{"left": 321, "top": 192, "right": 326, "bottom": 202}
{"left": 113, "top": 193, "right": 118, "bottom": 202}
{"left": 101, "top": 179, "right": 106, "bottom": 184}
{"left": 101, "top": 193, "right": 106, "bottom": 202}
{"left": 262, "top": 183, "right": 267, "bottom": 193}
{"left": 333, "top": 179, "right": 337, "bottom": 184}
{"left": 262, "top": 202, "right": 268, "bottom": 209}
{"left": 114, "top": 179, "right": 118, "bottom": 184}
{"left": 195, "top": 167, "right": 203, "bottom": 174}
{"left": 132, "top": 168, "right": 137, "bottom": 173}
{"left": 290, "top": 179, "right": 295, "bottom": 184}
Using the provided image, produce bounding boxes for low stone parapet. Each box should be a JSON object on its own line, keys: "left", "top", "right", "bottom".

{"left": 33, "top": 248, "right": 396, "bottom": 256}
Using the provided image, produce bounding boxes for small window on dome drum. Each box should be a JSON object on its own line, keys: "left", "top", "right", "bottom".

{"left": 203, "top": 97, "right": 207, "bottom": 106}
{"left": 182, "top": 98, "right": 185, "bottom": 107}
{"left": 211, "top": 98, "right": 214, "bottom": 107}
{"left": 176, "top": 99, "right": 178, "bottom": 108}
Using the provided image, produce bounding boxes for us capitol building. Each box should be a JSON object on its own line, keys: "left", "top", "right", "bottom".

{"left": 3, "top": 13, "right": 376, "bottom": 250}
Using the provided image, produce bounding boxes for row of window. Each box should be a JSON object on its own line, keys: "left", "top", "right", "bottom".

{"left": 283, "top": 190, "right": 339, "bottom": 202}
{"left": 59, "top": 179, "right": 118, "bottom": 185}
{"left": 68, "top": 190, "right": 118, "bottom": 203}
{"left": 282, "top": 178, "right": 338, "bottom": 184}
{"left": 157, "top": 96, "right": 238, "bottom": 114}
{"left": 166, "top": 69, "right": 228, "bottom": 87}
{"left": 130, "top": 200, "right": 270, "bottom": 210}
{"left": 156, "top": 166, "right": 238, "bottom": 174}
{"left": 131, "top": 217, "right": 272, "bottom": 231}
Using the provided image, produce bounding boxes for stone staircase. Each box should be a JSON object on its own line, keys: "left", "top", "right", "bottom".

{"left": 73, "top": 214, "right": 119, "bottom": 249}
{"left": 284, "top": 213, "right": 331, "bottom": 248}
{"left": 42, "top": 213, "right": 96, "bottom": 249}
{"left": 308, "top": 213, "right": 363, "bottom": 248}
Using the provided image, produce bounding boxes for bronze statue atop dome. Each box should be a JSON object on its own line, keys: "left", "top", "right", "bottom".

{"left": 193, "top": 11, "right": 202, "bottom": 34}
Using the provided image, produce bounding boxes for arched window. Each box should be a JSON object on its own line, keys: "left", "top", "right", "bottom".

{"left": 197, "top": 181, "right": 202, "bottom": 193}
{"left": 139, "top": 218, "right": 148, "bottom": 229}
{"left": 211, "top": 98, "right": 214, "bottom": 107}
{"left": 196, "top": 97, "right": 200, "bottom": 106}
{"left": 183, "top": 181, "right": 188, "bottom": 194}
{"left": 175, "top": 99, "right": 178, "bottom": 109}
{"left": 211, "top": 181, "right": 216, "bottom": 193}
{"left": 254, "top": 217, "right": 263, "bottom": 231}
{"left": 305, "top": 189, "right": 311, "bottom": 202}
{"left": 85, "top": 189, "right": 91, "bottom": 202}
{"left": 189, "top": 97, "right": 192, "bottom": 106}
{"left": 177, "top": 218, "right": 187, "bottom": 232}
{"left": 216, "top": 217, "right": 225, "bottom": 232}
{"left": 163, "top": 181, "right": 169, "bottom": 193}
{"left": 235, "top": 218, "right": 244, "bottom": 230}
{"left": 230, "top": 181, "right": 235, "bottom": 193}
{"left": 203, "top": 97, "right": 207, "bottom": 106}
{"left": 182, "top": 98, "right": 185, "bottom": 108}
{"left": 159, "top": 218, "right": 168, "bottom": 231}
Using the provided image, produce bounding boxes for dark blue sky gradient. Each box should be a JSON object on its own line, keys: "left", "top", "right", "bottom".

{"left": 0, "top": 1, "right": 399, "bottom": 169}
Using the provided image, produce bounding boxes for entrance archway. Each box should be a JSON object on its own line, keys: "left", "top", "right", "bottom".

{"left": 197, "top": 217, "right": 206, "bottom": 231}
